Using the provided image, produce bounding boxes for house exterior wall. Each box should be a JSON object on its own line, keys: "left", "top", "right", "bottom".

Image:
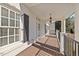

{"left": 40, "top": 19, "right": 46, "bottom": 37}
{"left": 20, "top": 4, "right": 37, "bottom": 43}
{"left": 8, "top": 3, "right": 38, "bottom": 43}
{"left": 35, "top": 17, "right": 46, "bottom": 40}
{"left": 0, "top": 3, "right": 46, "bottom": 55}
{"left": 0, "top": 3, "right": 22, "bottom": 56}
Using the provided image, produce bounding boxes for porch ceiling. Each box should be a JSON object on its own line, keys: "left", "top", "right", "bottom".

{"left": 25, "top": 3, "right": 76, "bottom": 21}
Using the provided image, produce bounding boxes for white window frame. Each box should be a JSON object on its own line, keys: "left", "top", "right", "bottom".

{"left": 0, "top": 5, "right": 1, "bottom": 26}
{"left": 0, "top": 5, "right": 21, "bottom": 48}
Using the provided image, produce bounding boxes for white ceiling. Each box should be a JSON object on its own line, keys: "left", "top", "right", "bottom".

{"left": 25, "top": 3, "right": 76, "bottom": 21}
{"left": 25, "top": 3, "right": 40, "bottom": 7}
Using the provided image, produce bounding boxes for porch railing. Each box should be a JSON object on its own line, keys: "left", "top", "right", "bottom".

{"left": 64, "top": 34, "right": 79, "bottom": 56}
{"left": 56, "top": 30, "right": 79, "bottom": 56}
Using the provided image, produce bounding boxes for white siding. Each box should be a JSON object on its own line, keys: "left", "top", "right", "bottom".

{"left": 20, "top": 4, "right": 37, "bottom": 43}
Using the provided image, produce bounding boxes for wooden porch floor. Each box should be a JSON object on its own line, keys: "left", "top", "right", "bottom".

{"left": 17, "top": 35, "right": 63, "bottom": 56}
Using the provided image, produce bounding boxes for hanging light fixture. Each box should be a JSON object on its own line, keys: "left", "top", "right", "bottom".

{"left": 49, "top": 13, "right": 52, "bottom": 23}
{"left": 46, "top": 13, "right": 53, "bottom": 26}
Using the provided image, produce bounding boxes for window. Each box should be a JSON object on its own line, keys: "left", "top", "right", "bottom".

{"left": 38, "top": 24, "right": 40, "bottom": 31}
{"left": 10, "top": 11, "right": 15, "bottom": 19}
{"left": 0, "top": 28, "right": 1, "bottom": 36}
{"left": 9, "top": 28, "right": 14, "bottom": 35}
{"left": 16, "top": 21, "right": 20, "bottom": 27}
{"left": 0, "top": 37, "right": 8, "bottom": 46}
{"left": 9, "top": 36, "right": 14, "bottom": 44}
{"left": 16, "top": 13, "right": 20, "bottom": 27}
{"left": 15, "top": 28, "right": 19, "bottom": 34}
{"left": 10, "top": 19, "right": 15, "bottom": 26}
{"left": 16, "top": 13, "right": 20, "bottom": 20}
{"left": 1, "top": 7, "right": 8, "bottom": 17}
{"left": 0, "top": 38, "right": 1, "bottom": 46}
{"left": 0, "top": 6, "right": 20, "bottom": 47}
{"left": 15, "top": 35, "right": 19, "bottom": 42}
{"left": 10, "top": 11, "right": 15, "bottom": 26}
{"left": 1, "top": 17, "right": 8, "bottom": 26}
{"left": 0, "top": 28, "right": 8, "bottom": 36}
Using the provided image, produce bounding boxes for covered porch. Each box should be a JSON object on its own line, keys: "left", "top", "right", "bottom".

{"left": 0, "top": 3, "right": 79, "bottom": 56}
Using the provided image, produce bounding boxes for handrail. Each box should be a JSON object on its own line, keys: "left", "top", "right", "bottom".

{"left": 64, "top": 34, "right": 79, "bottom": 44}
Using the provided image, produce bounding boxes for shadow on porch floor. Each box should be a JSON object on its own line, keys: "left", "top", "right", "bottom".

{"left": 17, "top": 35, "right": 63, "bottom": 56}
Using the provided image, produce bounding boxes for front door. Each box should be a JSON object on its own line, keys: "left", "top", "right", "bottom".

{"left": 23, "top": 14, "right": 29, "bottom": 43}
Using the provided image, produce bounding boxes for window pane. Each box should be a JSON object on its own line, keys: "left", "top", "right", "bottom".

{"left": 9, "top": 28, "right": 14, "bottom": 35}
{"left": 9, "top": 36, "right": 14, "bottom": 44}
{"left": 0, "top": 28, "right": 8, "bottom": 36}
{"left": 10, "top": 19, "right": 15, "bottom": 26}
{"left": 15, "top": 36, "right": 19, "bottom": 42}
{"left": 15, "top": 28, "right": 19, "bottom": 34}
{"left": 0, "top": 28, "right": 1, "bottom": 37}
{"left": 38, "top": 24, "right": 40, "bottom": 31}
{"left": 0, "top": 37, "right": 8, "bottom": 46}
{"left": 16, "top": 21, "right": 20, "bottom": 27}
{"left": 16, "top": 13, "right": 20, "bottom": 20}
{"left": 1, "top": 7, "right": 8, "bottom": 17}
{"left": 0, "top": 38, "right": 1, "bottom": 46}
{"left": 10, "top": 11, "right": 15, "bottom": 19}
{"left": 1, "top": 17, "right": 8, "bottom": 26}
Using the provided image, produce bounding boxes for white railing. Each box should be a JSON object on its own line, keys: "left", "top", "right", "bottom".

{"left": 56, "top": 30, "right": 64, "bottom": 54}
{"left": 56, "top": 31, "right": 79, "bottom": 56}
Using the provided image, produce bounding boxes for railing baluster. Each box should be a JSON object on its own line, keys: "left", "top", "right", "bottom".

{"left": 64, "top": 35, "right": 65, "bottom": 55}
{"left": 67, "top": 38, "right": 69, "bottom": 56}
{"left": 64, "top": 35, "right": 66, "bottom": 55}
{"left": 71, "top": 39, "right": 73, "bottom": 56}
{"left": 78, "top": 44, "right": 79, "bottom": 56}
{"left": 75, "top": 42, "right": 76, "bottom": 56}
{"left": 64, "top": 35, "right": 67, "bottom": 56}
{"left": 72, "top": 41, "right": 74, "bottom": 56}
{"left": 71, "top": 39, "right": 72, "bottom": 55}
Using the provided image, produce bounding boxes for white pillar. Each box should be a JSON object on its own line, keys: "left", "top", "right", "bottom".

{"left": 46, "top": 23, "right": 50, "bottom": 35}
{"left": 56, "top": 30, "right": 59, "bottom": 39}
{"left": 61, "top": 19, "right": 66, "bottom": 33}
{"left": 64, "top": 19, "right": 66, "bottom": 33}
{"left": 60, "top": 19, "right": 65, "bottom": 54}
{"left": 60, "top": 32, "right": 64, "bottom": 54}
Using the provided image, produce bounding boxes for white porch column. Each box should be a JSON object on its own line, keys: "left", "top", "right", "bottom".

{"left": 46, "top": 22, "right": 50, "bottom": 35}
{"left": 60, "top": 19, "right": 66, "bottom": 54}
{"left": 47, "top": 25, "right": 50, "bottom": 35}
{"left": 61, "top": 19, "right": 66, "bottom": 33}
